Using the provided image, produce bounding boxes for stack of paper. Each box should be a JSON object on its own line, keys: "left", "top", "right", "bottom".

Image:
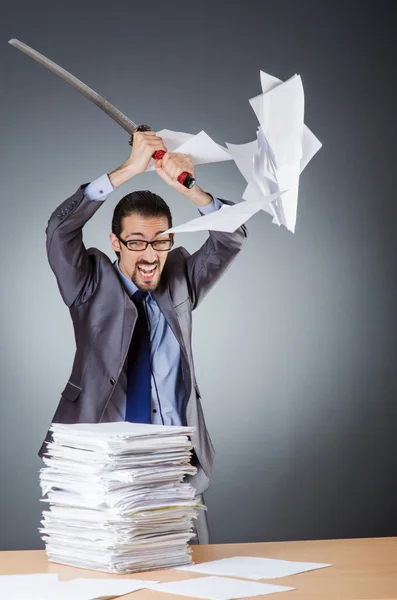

{"left": 39, "top": 422, "right": 203, "bottom": 573}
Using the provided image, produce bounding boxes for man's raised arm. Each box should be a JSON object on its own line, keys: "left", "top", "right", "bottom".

{"left": 46, "top": 131, "right": 167, "bottom": 307}
{"left": 155, "top": 152, "right": 248, "bottom": 309}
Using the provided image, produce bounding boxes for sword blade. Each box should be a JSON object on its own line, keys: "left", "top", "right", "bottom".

{"left": 8, "top": 38, "right": 138, "bottom": 135}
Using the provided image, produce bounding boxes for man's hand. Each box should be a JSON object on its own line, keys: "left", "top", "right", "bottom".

{"left": 109, "top": 131, "right": 167, "bottom": 188}
{"left": 155, "top": 153, "right": 212, "bottom": 207}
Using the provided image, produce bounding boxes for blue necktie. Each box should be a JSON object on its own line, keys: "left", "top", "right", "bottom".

{"left": 125, "top": 290, "right": 151, "bottom": 423}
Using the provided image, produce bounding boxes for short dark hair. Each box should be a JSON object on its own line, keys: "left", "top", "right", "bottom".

{"left": 112, "top": 190, "right": 173, "bottom": 256}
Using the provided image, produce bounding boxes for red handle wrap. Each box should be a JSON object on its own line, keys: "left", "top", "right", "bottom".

{"left": 132, "top": 126, "right": 196, "bottom": 189}
{"left": 153, "top": 150, "right": 191, "bottom": 187}
{"left": 153, "top": 150, "right": 165, "bottom": 160}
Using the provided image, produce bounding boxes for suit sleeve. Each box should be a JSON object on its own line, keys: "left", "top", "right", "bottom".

{"left": 46, "top": 185, "right": 105, "bottom": 308}
{"left": 181, "top": 198, "right": 248, "bottom": 310}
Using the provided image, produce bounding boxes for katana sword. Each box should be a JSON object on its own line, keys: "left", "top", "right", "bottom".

{"left": 8, "top": 38, "right": 196, "bottom": 189}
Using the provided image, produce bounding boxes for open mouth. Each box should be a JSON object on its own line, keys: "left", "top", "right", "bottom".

{"left": 137, "top": 264, "right": 158, "bottom": 282}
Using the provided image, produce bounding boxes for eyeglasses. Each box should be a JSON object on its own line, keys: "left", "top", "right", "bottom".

{"left": 118, "top": 236, "right": 174, "bottom": 252}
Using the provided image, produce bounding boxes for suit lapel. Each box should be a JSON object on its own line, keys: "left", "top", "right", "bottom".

{"left": 152, "top": 282, "right": 187, "bottom": 359}
{"left": 120, "top": 290, "right": 138, "bottom": 365}
{"left": 152, "top": 282, "right": 192, "bottom": 404}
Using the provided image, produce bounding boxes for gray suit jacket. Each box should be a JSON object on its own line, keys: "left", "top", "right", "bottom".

{"left": 39, "top": 185, "right": 247, "bottom": 494}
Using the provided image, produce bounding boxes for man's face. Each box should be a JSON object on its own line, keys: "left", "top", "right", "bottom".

{"left": 110, "top": 213, "right": 173, "bottom": 292}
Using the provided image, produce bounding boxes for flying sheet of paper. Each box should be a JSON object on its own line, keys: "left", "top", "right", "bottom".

{"left": 146, "top": 129, "right": 233, "bottom": 171}
{"left": 160, "top": 72, "right": 321, "bottom": 235}
{"left": 226, "top": 71, "right": 322, "bottom": 233}
{"left": 176, "top": 556, "right": 332, "bottom": 580}
{"left": 259, "top": 71, "right": 322, "bottom": 173}
{"left": 164, "top": 191, "right": 284, "bottom": 234}
{"left": 0, "top": 574, "right": 159, "bottom": 600}
{"left": 149, "top": 576, "right": 294, "bottom": 599}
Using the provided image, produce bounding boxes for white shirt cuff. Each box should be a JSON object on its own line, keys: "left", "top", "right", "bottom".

{"left": 198, "top": 196, "right": 223, "bottom": 215}
{"left": 83, "top": 173, "right": 114, "bottom": 201}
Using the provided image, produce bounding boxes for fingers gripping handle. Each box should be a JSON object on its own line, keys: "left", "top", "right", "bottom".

{"left": 130, "top": 125, "right": 196, "bottom": 189}
{"left": 151, "top": 149, "right": 195, "bottom": 188}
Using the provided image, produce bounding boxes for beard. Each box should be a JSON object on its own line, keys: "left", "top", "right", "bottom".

{"left": 131, "top": 259, "right": 161, "bottom": 291}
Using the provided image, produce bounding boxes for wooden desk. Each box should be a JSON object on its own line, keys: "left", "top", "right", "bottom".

{"left": 1, "top": 537, "right": 396, "bottom": 599}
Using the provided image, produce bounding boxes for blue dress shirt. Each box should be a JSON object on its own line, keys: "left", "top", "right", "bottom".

{"left": 83, "top": 173, "right": 222, "bottom": 425}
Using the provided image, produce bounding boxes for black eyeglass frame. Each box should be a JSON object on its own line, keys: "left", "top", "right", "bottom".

{"left": 117, "top": 235, "right": 175, "bottom": 252}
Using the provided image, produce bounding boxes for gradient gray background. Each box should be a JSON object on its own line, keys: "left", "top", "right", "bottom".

{"left": 1, "top": 0, "right": 396, "bottom": 551}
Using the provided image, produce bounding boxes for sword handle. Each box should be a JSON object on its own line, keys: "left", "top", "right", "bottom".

{"left": 151, "top": 149, "right": 195, "bottom": 189}
{"left": 130, "top": 125, "right": 196, "bottom": 189}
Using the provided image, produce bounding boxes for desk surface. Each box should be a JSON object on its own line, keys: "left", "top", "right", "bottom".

{"left": 1, "top": 537, "right": 396, "bottom": 599}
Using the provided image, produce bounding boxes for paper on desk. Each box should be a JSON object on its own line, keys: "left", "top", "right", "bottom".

{"left": 146, "top": 129, "right": 232, "bottom": 171}
{"left": 0, "top": 574, "right": 59, "bottom": 599}
{"left": 149, "top": 576, "right": 294, "bottom": 599}
{"left": 177, "top": 556, "right": 332, "bottom": 580}
{"left": 164, "top": 191, "right": 284, "bottom": 234}
{"left": 0, "top": 573, "right": 159, "bottom": 600}
{"left": 226, "top": 71, "right": 322, "bottom": 233}
{"left": 57, "top": 576, "right": 159, "bottom": 599}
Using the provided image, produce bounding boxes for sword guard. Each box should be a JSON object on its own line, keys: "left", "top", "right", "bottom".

{"left": 129, "top": 125, "right": 196, "bottom": 189}
{"left": 129, "top": 124, "right": 152, "bottom": 143}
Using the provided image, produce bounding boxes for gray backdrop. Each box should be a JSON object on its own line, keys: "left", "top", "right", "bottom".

{"left": 1, "top": 0, "right": 396, "bottom": 550}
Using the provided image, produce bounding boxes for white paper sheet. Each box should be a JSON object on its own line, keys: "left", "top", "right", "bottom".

{"left": 146, "top": 129, "right": 232, "bottom": 171}
{"left": 161, "top": 71, "right": 321, "bottom": 235}
{"left": 0, "top": 574, "right": 159, "bottom": 600}
{"left": 177, "top": 556, "right": 332, "bottom": 580}
{"left": 149, "top": 576, "right": 294, "bottom": 599}
{"left": 226, "top": 71, "right": 322, "bottom": 233}
{"left": 164, "top": 191, "right": 285, "bottom": 234}
{"left": 259, "top": 71, "right": 322, "bottom": 173}
{"left": 250, "top": 75, "right": 304, "bottom": 168}
{"left": 0, "top": 574, "right": 59, "bottom": 599}
{"left": 58, "top": 577, "right": 159, "bottom": 599}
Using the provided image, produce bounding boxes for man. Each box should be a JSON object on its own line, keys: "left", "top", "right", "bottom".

{"left": 40, "top": 130, "right": 247, "bottom": 543}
